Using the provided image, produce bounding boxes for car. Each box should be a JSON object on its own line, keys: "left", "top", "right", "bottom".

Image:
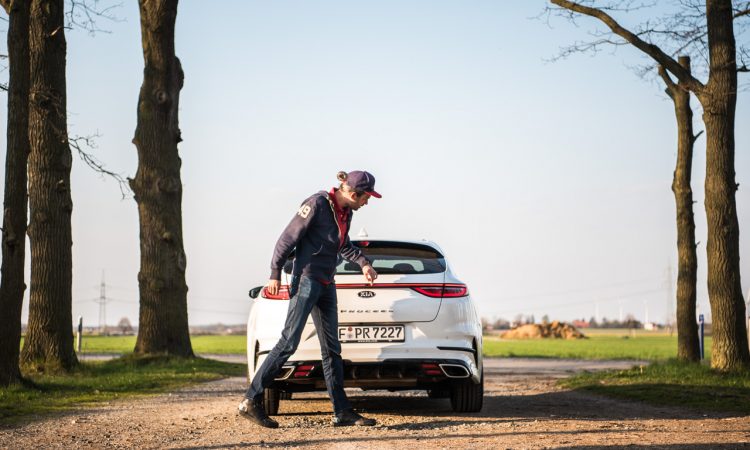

{"left": 246, "top": 238, "right": 483, "bottom": 414}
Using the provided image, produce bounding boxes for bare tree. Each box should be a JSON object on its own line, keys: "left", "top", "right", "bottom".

{"left": 659, "top": 57, "right": 702, "bottom": 362}
{"left": 550, "top": 0, "right": 749, "bottom": 370}
{"left": 0, "top": 0, "right": 30, "bottom": 385}
{"left": 20, "top": 0, "right": 78, "bottom": 372}
{"left": 131, "top": 0, "right": 193, "bottom": 356}
{"left": 0, "top": 0, "right": 123, "bottom": 380}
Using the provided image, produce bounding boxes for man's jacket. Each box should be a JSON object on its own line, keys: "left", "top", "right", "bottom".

{"left": 269, "top": 191, "right": 369, "bottom": 283}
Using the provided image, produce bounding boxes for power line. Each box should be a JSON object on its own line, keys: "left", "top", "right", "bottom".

{"left": 497, "top": 276, "right": 661, "bottom": 302}
{"left": 92, "top": 271, "right": 109, "bottom": 333}
{"left": 493, "top": 287, "right": 664, "bottom": 316}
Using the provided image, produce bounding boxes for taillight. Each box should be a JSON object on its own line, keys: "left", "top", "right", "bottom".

{"left": 411, "top": 284, "right": 468, "bottom": 298}
{"left": 442, "top": 284, "right": 469, "bottom": 297}
{"left": 261, "top": 285, "right": 291, "bottom": 300}
{"left": 421, "top": 362, "right": 442, "bottom": 376}
{"left": 293, "top": 364, "right": 315, "bottom": 377}
{"left": 336, "top": 283, "right": 468, "bottom": 298}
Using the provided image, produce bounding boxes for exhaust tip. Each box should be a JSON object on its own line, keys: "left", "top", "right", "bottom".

{"left": 275, "top": 365, "right": 295, "bottom": 380}
{"left": 439, "top": 363, "right": 470, "bottom": 378}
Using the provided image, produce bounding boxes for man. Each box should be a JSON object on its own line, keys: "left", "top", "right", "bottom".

{"left": 239, "top": 170, "right": 381, "bottom": 428}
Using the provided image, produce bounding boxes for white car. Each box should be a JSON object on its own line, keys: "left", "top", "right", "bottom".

{"left": 246, "top": 239, "right": 483, "bottom": 414}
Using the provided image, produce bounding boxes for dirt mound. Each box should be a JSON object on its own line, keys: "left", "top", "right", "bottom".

{"left": 501, "top": 321, "right": 586, "bottom": 339}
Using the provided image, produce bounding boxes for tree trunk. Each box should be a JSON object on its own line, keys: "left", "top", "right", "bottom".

{"left": 668, "top": 56, "right": 700, "bottom": 363}
{"left": 697, "top": 0, "right": 749, "bottom": 371}
{"left": 0, "top": 0, "right": 31, "bottom": 386}
{"left": 20, "top": 0, "right": 77, "bottom": 372}
{"left": 132, "top": 0, "right": 193, "bottom": 356}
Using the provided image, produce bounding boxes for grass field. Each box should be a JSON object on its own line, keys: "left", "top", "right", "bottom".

{"left": 561, "top": 359, "right": 750, "bottom": 414}
{"left": 0, "top": 355, "right": 244, "bottom": 424}
{"left": 60, "top": 331, "right": 712, "bottom": 362}
{"left": 483, "top": 333, "right": 713, "bottom": 361}
{"left": 23, "top": 335, "right": 249, "bottom": 355}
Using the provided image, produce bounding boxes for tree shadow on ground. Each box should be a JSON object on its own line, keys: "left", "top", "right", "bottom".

{"left": 335, "top": 387, "right": 744, "bottom": 422}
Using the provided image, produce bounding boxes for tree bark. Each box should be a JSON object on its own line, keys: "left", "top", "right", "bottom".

{"left": 663, "top": 56, "right": 701, "bottom": 363}
{"left": 696, "top": 0, "right": 749, "bottom": 371}
{"left": 20, "top": 0, "right": 77, "bottom": 372}
{"left": 132, "top": 0, "right": 193, "bottom": 356}
{"left": 0, "top": 0, "right": 31, "bottom": 386}
{"left": 549, "top": 0, "right": 748, "bottom": 371}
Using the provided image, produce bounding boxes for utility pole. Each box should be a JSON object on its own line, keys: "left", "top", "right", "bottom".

{"left": 93, "top": 271, "right": 109, "bottom": 335}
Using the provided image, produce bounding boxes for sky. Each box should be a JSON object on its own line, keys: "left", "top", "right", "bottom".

{"left": 1, "top": 0, "right": 748, "bottom": 327}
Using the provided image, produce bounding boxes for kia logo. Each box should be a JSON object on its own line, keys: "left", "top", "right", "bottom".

{"left": 358, "top": 291, "right": 376, "bottom": 298}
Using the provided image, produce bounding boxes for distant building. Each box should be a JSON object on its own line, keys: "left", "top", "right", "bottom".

{"left": 572, "top": 319, "right": 590, "bottom": 329}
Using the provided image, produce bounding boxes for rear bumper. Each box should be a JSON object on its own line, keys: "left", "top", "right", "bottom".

{"left": 269, "top": 358, "right": 475, "bottom": 392}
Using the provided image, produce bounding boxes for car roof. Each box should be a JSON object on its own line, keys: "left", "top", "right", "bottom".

{"left": 350, "top": 238, "right": 444, "bottom": 254}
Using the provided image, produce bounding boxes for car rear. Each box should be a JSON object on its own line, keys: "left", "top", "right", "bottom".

{"left": 248, "top": 239, "right": 483, "bottom": 413}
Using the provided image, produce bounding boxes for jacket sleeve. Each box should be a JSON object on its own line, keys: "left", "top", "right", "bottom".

{"left": 269, "top": 197, "right": 318, "bottom": 280}
{"left": 339, "top": 234, "right": 370, "bottom": 269}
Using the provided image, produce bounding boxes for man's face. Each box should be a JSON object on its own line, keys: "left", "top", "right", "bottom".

{"left": 350, "top": 192, "right": 371, "bottom": 210}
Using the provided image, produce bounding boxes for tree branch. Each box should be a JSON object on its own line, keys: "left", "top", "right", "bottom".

{"left": 658, "top": 64, "right": 678, "bottom": 97}
{"left": 68, "top": 134, "right": 132, "bottom": 198}
{"left": 550, "top": 0, "right": 706, "bottom": 95}
{"left": 65, "top": 0, "right": 123, "bottom": 35}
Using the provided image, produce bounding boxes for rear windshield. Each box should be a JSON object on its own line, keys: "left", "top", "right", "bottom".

{"left": 335, "top": 241, "right": 446, "bottom": 275}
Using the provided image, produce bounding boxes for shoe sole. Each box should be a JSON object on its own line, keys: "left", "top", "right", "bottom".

{"left": 238, "top": 410, "right": 279, "bottom": 429}
{"left": 333, "top": 421, "right": 376, "bottom": 427}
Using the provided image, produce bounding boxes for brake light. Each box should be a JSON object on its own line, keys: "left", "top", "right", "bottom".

{"left": 421, "top": 362, "right": 442, "bottom": 376}
{"left": 411, "top": 284, "right": 468, "bottom": 298}
{"left": 442, "top": 284, "right": 469, "bottom": 298}
{"left": 293, "top": 364, "right": 315, "bottom": 377}
{"left": 261, "top": 285, "right": 291, "bottom": 300}
{"left": 336, "top": 283, "right": 468, "bottom": 298}
{"left": 411, "top": 286, "right": 443, "bottom": 297}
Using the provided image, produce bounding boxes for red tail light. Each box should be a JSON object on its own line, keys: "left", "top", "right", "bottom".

{"left": 421, "top": 362, "right": 442, "bottom": 376}
{"left": 293, "top": 364, "right": 315, "bottom": 377}
{"left": 335, "top": 283, "right": 468, "bottom": 298}
{"left": 261, "top": 285, "right": 291, "bottom": 300}
{"left": 411, "top": 284, "right": 468, "bottom": 298}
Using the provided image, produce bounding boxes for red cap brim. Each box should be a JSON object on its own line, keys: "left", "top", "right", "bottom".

{"left": 366, "top": 191, "right": 382, "bottom": 199}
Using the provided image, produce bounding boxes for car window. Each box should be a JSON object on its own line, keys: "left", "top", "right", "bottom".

{"left": 336, "top": 241, "right": 446, "bottom": 275}
{"left": 282, "top": 241, "right": 446, "bottom": 275}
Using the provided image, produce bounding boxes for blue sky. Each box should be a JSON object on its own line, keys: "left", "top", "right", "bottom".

{"left": 1, "top": 0, "right": 748, "bottom": 326}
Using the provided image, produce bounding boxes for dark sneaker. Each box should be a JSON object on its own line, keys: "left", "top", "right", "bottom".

{"left": 333, "top": 409, "right": 376, "bottom": 427}
{"left": 238, "top": 398, "right": 279, "bottom": 429}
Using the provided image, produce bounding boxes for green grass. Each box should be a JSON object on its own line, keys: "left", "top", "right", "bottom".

{"left": 560, "top": 359, "right": 750, "bottom": 413}
{"left": 64, "top": 333, "right": 711, "bottom": 361}
{"left": 0, "top": 355, "right": 244, "bottom": 424}
{"left": 21, "top": 335, "right": 249, "bottom": 355}
{"left": 483, "top": 334, "right": 713, "bottom": 361}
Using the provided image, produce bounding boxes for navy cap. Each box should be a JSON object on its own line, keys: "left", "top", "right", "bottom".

{"left": 347, "top": 170, "right": 381, "bottom": 198}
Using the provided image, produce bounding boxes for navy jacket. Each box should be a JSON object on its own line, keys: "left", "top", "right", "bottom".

{"left": 270, "top": 191, "right": 369, "bottom": 282}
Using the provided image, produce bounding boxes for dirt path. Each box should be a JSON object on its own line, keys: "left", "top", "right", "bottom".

{"left": 1, "top": 358, "right": 749, "bottom": 449}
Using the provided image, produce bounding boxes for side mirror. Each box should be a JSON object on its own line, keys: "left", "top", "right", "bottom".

{"left": 248, "top": 286, "right": 263, "bottom": 299}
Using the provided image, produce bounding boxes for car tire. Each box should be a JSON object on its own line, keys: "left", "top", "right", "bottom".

{"left": 264, "top": 388, "right": 280, "bottom": 416}
{"left": 427, "top": 389, "right": 449, "bottom": 399}
{"left": 450, "top": 374, "right": 483, "bottom": 413}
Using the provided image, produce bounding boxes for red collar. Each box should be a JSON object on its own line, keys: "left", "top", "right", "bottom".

{"left": 328, "top": 188, "right": 350, "bottom": 249}
{"left": 328, "top": 188, "right": 349, "bottom": 216}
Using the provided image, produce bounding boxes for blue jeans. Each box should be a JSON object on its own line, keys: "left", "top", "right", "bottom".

{"left": 244, "top": 275, "right": 352, "bottom": 414}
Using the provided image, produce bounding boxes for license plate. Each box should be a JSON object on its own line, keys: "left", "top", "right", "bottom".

{"left": 338, "top": 325, "right": 405, "bottom": 343}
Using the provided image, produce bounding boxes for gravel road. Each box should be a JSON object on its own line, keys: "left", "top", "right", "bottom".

{"left": 2, "top": 357, "right": 748, "bottom": 449}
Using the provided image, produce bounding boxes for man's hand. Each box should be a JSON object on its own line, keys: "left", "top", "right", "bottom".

{"left": 363, "top": 265, "right": 378, "bottom": 285}
{"left": 267, "top": 279, "right": 280, "bottom": 296}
